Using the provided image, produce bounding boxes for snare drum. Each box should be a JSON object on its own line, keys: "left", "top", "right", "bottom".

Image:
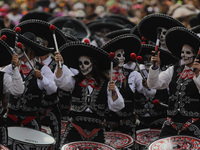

{"left": 8, "top": 126, "right": 56, "bottom": 150}
{"left": 105, "top": 132, "right": 134, "bottom": 149}
{"left": 0, "top": 144, "right": 9, "bottom": 150}
{"left": 136, "top": 128, "right": 161, "bottom": 150}
{"left": 61, "top": 141, "right": 115, "bottom": 150}
{"left": 148, "top": 135, "right": 200, "bottom": 150}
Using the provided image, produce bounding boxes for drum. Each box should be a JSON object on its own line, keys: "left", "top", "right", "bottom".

{"left": 136, "top": 128, "right": 161, "bottom": 150}
{"left": 0, "top": 144, "right": 9, "bottom": 150}
{"left": 148, "top": 135, "right": 200, "bottom": 150}
{"left": 8, "top": 126, "right": 56, "bottom": 150}
{"left": 105, "top": 132, "right": 134, "bottom": 149}
{"left": 61, "top": 141, "right": 115, "bottom": 150}
{"left": 61, "top": 120, "right": 68, "bottom": 135}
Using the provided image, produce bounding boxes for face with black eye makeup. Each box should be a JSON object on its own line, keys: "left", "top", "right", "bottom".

{"left": 78, "top": 56, "right": 93, "bottom": 76}
{"left": 159, "top": 27, "right": 167, "bottom": 48}
{"left": 181, "top": 44, "right": 195, "bottom": 66}
{"left": 114, "top": 49, "right": 125, "bottom": 67}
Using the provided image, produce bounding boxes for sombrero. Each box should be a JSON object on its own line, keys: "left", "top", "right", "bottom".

{"left": 59, "top": 41, "right": 118, "bottom": 71}
{"left": 49, "top": 16, "right": 91, "bottom": 40}
{"left": 14, "top": 19, "right": 78, "bottom": 49}
{"left": 87, "top": 18, "right": 124, "bottom": 32}
{"left": 138, "top": 13, "right": 185, "bottom": 43}
{"left": 20, "top": 10, "right": 53, "bottom": 22}
{"left": 138, "top": 44, "right": 180, "bottom": 66}
{"left": 0, "top": 28, "right": 53, "bottom": 56}
{"left": 165, "top": 26, "right": 200, "bottom": 59}
{"left": 105, "top": 28, "right": 131, "bottom": 39}
{"left": 0, "top": 39, "right": 13, "bottom": 67}
{"left": 104, "top": 14, "right": 136, "bottom": 28}
{"left": 101, "top": 34, "right": 142, "bottom": 63}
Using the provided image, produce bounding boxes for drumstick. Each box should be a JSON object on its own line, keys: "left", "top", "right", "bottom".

{"left": 17, "top": 42, "right": 35, "bottom": 71}
{"left": 153, "top": 27, "right": 162, "bottom": 69}
{"left": 130, "top": 53, "right": 146, "bottom": 80}
{"left": 153, "top": 99, "right": 168, "bottom": 107}
{"left": 49, "top": 25, "right": 62, "bottom": 69}
{"left": 109, "top": 52, "right": 115, "bottom": 97}
{"left": 13, "top": 27, "right": 21, "bottom": 69}
{"left": 193, "top": 48, "right": 200, "bottom": 72}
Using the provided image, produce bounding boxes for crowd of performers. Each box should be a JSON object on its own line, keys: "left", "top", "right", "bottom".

{"left": 0, "top": 11, "right": 200, "bottom": 150}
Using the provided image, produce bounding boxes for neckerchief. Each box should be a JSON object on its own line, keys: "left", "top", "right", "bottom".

{"left": 79, "top": 78, "right": 100, "bottom": 89}
{"left": 112, "top": 71, "right": 125, "bottom": 82}
{"left": 20, "top": 64, "right": 31, "bottom": 76}
{"left": 179, "top": 68, "right": 194, "bottom": 79}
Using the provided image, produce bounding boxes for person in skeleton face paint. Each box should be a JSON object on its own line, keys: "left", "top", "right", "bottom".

{"left": 101, "top": 34, "right": 157, "bottom": 145}
{"left": 147, "top": 27, "right": 200, "bottom": 139}
{"left": 54, "top": 42, "right": 124, "bottom": 147}
{"left": 135, "top": 44, "right": 180, "bottom": 131}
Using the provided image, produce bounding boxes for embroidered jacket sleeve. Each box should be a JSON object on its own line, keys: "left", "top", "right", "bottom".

{"left": 107, "top": 85, "right": 125, "bottom": 112}
{"left": 3, "top": 67, "right": 24, "bottom": 95}
{"left": 54, "top": 69, "right": 75, "bottom": 93}
{"left": 147, "top": 65, "right": 174, "bottom": 89}
{"left": 38, "top": 65, "right": 57, "bottom": 95}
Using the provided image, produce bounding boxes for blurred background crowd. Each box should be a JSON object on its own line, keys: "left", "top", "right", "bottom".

{"left": 0, "top": 0, "right": 199, "bottom": 30}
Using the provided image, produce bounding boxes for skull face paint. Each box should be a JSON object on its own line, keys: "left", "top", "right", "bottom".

{"left": 115, "top": 49, "right": 125, "bottom": 67}
{"left": 79, "top": 56, "right": 93, "bottom": 76}
{"left": 159, "top": 27, "right": 167, "bottom": 48}
{"left": 181, "top": 44, "right": 195, "bottom": 65}
{"left": 143, "top": 54, "right": 152, "bottom": 71}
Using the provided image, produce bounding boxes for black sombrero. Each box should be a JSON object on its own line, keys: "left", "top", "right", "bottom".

{"left": 165, "top": 26, "right": 200, "bottom": 59}
{"left": 101, "top": 34, "right": 142, "bottom": 63}
{"left": 105, "top": 28, "right": 131, "bottom": 39}
{"left": 0, "top": 39, "right": 13, "bottom": 67}
{"left": 87, "top": 18, "right": 124, "bottom": 32}
{"left": 60, "top": 41, "right": 118, "bottom": 71}
{"left": 0, "top": 28, "right": 53, "bottom": 56}
{"left": 138, "top": 44, "right": 180, "bottom": 65}
{"left": 138, "top": 13, "right": 185, "bottom": 42}
{"left": 20, "top": 10, "right": 53, "bottom": 22}
{"left": 14, "top": 19, "right": 78, "bottom": 49}
{"left": 104, "top": 14, "right": 136, "bottom": 28}
{"left": 49, "top": 16, "right": 91, "bottom": 40}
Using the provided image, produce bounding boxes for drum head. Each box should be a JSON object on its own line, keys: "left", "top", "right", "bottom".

{"left": 61, "top": 141, "right": 115, "bottom": 150}
{"left": 105, "top": 132, "right": 134, "bottom": 149}
{"left": 8, "top": 127, "right": 56, "bottom": 146}
{"left": 136, "top": 128, "right": 161, "bottom": 146}
{"left": 148, "top": 135, "right": 200, "bottom": 150}
{"left": 0, "top": 144, "right": 9, "bottom": 150}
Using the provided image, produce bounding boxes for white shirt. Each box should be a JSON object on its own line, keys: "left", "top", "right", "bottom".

{"left": 113, "top": 69, "right": 156, "bottom": 98}
{"left": 2, "top": 61, "right": 57, "bottom": 95}
{"left": 147, "top": 65, "right": 200, "bottom": 93}
{"left": 54, "top": 72, "right": 125, "bottom": 112}
{"left": 2, "top": 67, "right": 24, "bottom": 95}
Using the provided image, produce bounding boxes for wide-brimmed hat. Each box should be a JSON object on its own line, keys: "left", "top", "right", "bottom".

{"left": 0, "top": 28, "right": 53, "bottom": 56}
{"left": 101, "top": 34, "right": 142, "bottom": 63}
{"left": 165, "top": 26, "right": 200, "bottom": 59}
{"left": 105, "top": 28, "right": 131, "bottom": 39}
{"left": 138, "top": 13, "right": 185, "bottom": 43}
{"left": 138, "top": 44, "right": 180, "bottom": 66}
{"left": 0, "top": 39, "right": 13, "bottom": 67}
{"left": 14, "top": 19, "right": 78, "bottom": 49}
{"left": 49, "top": 16, "right": 91, "bottom": 40}
{"left": 59, "top": 41, "right": 118, "bottom": 71}
{"left": 20, "top": 10, "right": 53, "bottom": 22}
{"left": 87, "top": 18, "right": 124, "bottom": 32}
{"left": 104, "top": 14, "right": 136, "bottom": 28}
